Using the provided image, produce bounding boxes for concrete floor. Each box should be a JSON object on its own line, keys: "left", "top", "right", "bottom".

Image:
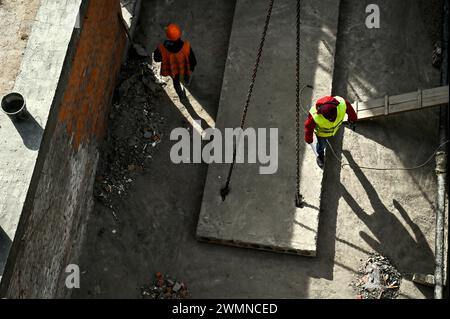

{"left": 74, "top": 0, "right": 445, "bottom": 298}
{"left": 0, "top": 0, "right": 41, "bottom": 98}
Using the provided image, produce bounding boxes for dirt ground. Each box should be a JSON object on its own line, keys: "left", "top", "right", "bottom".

{"left": 0, "top": 0, "right": 41, "bottom": 98}
{"left": 74, "top": 0, "right": 445, "bottom": 299}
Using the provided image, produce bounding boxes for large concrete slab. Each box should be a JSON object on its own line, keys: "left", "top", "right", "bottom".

{"left": 196, "top": 0, "right": 341, "bottom": 256}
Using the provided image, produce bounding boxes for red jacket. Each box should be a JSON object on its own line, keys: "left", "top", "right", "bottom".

{"left": 304, "top": 97, "right": 357, "bottom": 144}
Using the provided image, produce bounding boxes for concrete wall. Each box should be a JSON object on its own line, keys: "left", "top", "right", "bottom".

{"left": 0, "top": 0, "right": 127, "bottom": 298}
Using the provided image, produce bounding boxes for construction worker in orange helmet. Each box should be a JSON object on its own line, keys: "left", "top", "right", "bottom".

{"left": 153, "top": 23, "right": 197, "bottom": 99}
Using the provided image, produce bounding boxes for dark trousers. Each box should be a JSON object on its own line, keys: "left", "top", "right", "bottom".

{"left": 316, "top": 136, "right": 328, "bottom": 157}
{"left": 172, "top": 74, "right": 190, "bottom": 98}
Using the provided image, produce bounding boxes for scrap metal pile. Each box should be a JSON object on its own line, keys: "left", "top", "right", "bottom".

{"left": 352, "top": 254, "right": 402, "bottom": 299}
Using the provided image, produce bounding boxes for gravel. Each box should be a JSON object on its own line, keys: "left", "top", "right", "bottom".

{"left": 141, "top": 272, "right": 189, "bottom": 299}
{"left": 352, "top": 254, "right": 402, "bottom": 299}
{"left": 93, "top": 55, "right": 166, "bottom": 211}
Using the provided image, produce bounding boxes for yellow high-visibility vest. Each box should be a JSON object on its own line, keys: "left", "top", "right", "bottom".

{"left": 309, "top": 96, "right": 347, "bottom": 138}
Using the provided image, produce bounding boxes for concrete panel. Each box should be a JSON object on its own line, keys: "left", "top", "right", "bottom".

{"left": 196, "top": 0, "right": 341, "bottom": 256}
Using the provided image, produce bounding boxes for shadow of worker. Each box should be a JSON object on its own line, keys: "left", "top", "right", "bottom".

{"left": 340, "top": 150, "right": 435, "bottom": 286}
{"left": 178, "top": 93, "right": 211, "bottom": 131}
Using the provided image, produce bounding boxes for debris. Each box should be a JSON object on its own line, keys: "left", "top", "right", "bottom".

{"left": 94, "top": 285, "right": 101, "bottom": 295}
{"left": 432, "top": 41, "right": 442, "bottom": 68}
{"left": 111, "top": 211, "right": 119, "bottom": 222}
{"left": 134, "top": 43, "right": 150, "bottom": 57}
{"left": 173, "top": 282, "right": 182, "bottom": 292}
{"left": 93, "top": 55, "right": 166, "bottom": 210}
{"left": 144, "top": 131, "right": 153, "bottom": 139}
{"left": 141, "top": 272, "right": 189, "bottom": 299}
{"left": 351, "top": 254, "right": 402, "bottom": 299}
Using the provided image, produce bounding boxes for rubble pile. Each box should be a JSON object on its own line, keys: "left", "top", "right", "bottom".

{"left": 432, "top": 41, "right": 442, "bottom": 68}
{"left": 94, "top": 56, "right": 166, "bottom": 209}
{"left": 141, "top": 272, "right": 189, "bottom": 299}
{"left": 352, "top": 254, "right": 402, "bottom": 299}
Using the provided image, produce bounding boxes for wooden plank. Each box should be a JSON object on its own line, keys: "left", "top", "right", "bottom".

{"left": 384, "top": 95, "right": 389, "bottom": 115}
{"left": 389, "top": 91, "right": 419, "bottom": 114}
{"left": 354, "top": 97, "right": 384, "bottom": 112}
{"left": 357, "top": 107, "right": 385, "bottom": 120}
{"left": 418, "top": 89, "right": 422, "bottom": 109}
{"left": 423, "top": 86, "right": 449, "bottom": 107}
{"left": 355, "top": 85, "right": 449, "bottom": 120}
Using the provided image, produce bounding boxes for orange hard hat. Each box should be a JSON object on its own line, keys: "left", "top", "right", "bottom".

{"left": 165, "top": 23, "right": 181, "bottom": 41}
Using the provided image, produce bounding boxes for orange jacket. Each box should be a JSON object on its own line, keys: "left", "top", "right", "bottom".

{"left": 158, "top": 41, "right": 191, "bottom": 78}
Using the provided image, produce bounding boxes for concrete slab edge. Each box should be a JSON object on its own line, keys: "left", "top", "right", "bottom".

{"left": 196, "top": 235, "right": 317, "bottom": 257}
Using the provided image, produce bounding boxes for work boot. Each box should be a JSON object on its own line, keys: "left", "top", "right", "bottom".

{"left": 316, "top": 153, "right": 325, "bottom": 169}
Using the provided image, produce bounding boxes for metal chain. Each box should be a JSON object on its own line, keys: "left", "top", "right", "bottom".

{"left": 221, "top": 0, "right": 275, "bottom": 201}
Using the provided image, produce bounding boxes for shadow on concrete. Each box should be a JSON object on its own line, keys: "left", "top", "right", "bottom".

{"left": 314, "top": 128, "right": 345, "bottom": 280}
{"left": 332, "top": 0, "right": 443, "bottom": 200}
{"left": 327, "top": 0, "right": 443, "bottom": 299}
{"left": 341, "top": 150, "right": 435, "bottom": 297}
{"left": 0, "top": 227, "right": 12, "bottom": 277}
{"left": 179, "top": 95, "right": 212, "bottom": 130}
{"left": 353, "top": 110, "right": 439, "bottom": 174}
{"left": 9, "top": 113, "right": 43, "bottom": 151}
{"left": 344, "top": 113, "right": 440, "bottom": 214}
